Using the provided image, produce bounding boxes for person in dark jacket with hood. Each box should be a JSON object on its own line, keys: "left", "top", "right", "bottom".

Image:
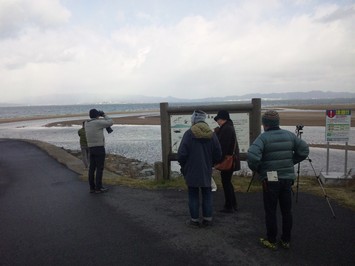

{"left": 214, "top": 110, "right": 240, "bottom": 213}
{"left": 178, "top": 110, "right": 222, "bottom": 228}
{"left": 78, "top": 121, "right": 89, "bottom": 168}
{"left": 247, "top": 110, "right": 309, "bottom": 250}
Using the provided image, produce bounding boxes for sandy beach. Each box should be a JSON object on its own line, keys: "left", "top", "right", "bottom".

{"left": 1, "top": 103, "right": 354, "bottom": 127}
{"left": 43, "top": 103, "right": 355, "bottom": 127}
{"left": 1, "top": 111, "right": 351, "bottom": 127}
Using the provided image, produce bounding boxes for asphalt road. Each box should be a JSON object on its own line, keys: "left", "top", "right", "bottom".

{"left": 0, "top": 139, "right": 354, "bottom": 266}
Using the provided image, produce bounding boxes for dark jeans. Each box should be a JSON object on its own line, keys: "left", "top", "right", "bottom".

{"left": 262, "top": 179, "right": 293, "bottom": 243}
{"left": 221, "top": 170, "right": 237, "bottom": 210}
{"left": 88, "top": 146, "right": 106, "bottom": 190}
{"left": 188, "top": 187, "right": 213, "bottom": 221}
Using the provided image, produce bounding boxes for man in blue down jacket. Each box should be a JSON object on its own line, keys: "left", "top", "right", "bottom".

{"left": 247, "top": 110, "right": 309, "bottom": 250}
{"left": 178, "top": 110, "right": 222, "bottom": 228}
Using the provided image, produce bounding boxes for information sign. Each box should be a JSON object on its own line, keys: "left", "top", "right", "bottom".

{"left": 325, "top": 109, "right": 351, "bottom": 142}
{"left": 170, "top": 113, "right": 250, "bottom": 153}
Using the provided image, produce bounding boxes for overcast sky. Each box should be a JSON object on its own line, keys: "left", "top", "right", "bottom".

{"left": 0, "top": 0, "right": 354, "bottom": 104}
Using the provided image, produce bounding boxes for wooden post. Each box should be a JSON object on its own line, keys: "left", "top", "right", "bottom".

{"left": 250, "top": 98, "right": 261, "bottom": 144}
{"left": 160, "top": 102, "right": 171, "bottom": 179}
{"left": 154, "top": 161, "right": 164, "bottom": 181}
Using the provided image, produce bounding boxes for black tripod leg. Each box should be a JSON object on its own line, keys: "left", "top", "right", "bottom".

{"left": 247, "top": 172, "right": 256, "bottom": 192}
{"left": 315, "top": 175, "right": 336, "bottom": 218}
{"left": 296, "top": 162, "right": 300, "bottom": 203}
{"left": 309, "top": 157, "right": 336, "bottom": 218}
{"left": 295, "top": 128, "right": 336, "bottom": 218}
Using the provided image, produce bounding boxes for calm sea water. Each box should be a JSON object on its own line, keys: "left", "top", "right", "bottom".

{"left": 0, "top": 103, "right": 160, "bottom": 119}
{"left": 0, "top": 98, "right": 354, "bottom": 175}
{"left": 1, "top": 98, "right": 354, "bottom": 119}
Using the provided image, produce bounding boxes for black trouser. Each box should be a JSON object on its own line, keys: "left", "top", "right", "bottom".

{"left": 88, "top": 146, "right": 106, "bottom": 190}
{"left": 262, "top": 179, "right": 293, "bottom": 243}
{"left": 221, "top": 170, "right": 237, "bottom": 210}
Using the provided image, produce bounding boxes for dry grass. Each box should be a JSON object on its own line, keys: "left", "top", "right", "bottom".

{"left": 234, "top": 175, "right": 355, "bottom": 211}
{"left": 72, "top": 151, "right": 355, "bottom": 211}
{"left": 226, "top": 175, "right": 355, "bottom": 211}
{"left": 295, "top": 176, "right": 355, "bottom": 211}
{"left": 83, "top": 168, "right": 355, "bottom": 211}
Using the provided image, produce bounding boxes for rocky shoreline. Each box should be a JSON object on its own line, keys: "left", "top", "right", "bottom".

{"left": 68, "top": 149, "right": 166, "bottom": 180}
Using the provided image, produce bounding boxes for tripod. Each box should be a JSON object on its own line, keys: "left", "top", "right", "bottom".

{"left": 295, "top": 125, "right": 336, "bottom": 218}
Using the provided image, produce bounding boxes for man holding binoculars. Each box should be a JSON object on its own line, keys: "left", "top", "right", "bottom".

{"left": 85, "top": 108, "right": 113, "bottom": 193}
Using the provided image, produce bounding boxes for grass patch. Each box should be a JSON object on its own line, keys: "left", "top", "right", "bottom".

{"left": 81, "top": 169, "right": 355, "bottom": 211}
{"left": 294, "top": 176, "right": 355, "bottom": 211}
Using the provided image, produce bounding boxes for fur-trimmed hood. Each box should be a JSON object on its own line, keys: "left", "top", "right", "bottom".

{"left": 191, "top": 122, "right": 213, "bottom": 139}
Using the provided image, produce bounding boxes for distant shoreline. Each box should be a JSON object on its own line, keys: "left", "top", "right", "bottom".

{"left": 1, "top": 105, "right": 354, "bottom": 151}
{"left": 1, "top": 104, "right": 354, "bottom": 128}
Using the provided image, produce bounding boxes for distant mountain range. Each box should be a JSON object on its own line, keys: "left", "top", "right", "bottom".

{"left": 167, "top": 90, "right": 355, "bottom": 103}
{"left": 1, "top": 90, "right": 354, "bottom": 106}
{"left": 74, "top": 90, "right": 355, "bottom": 104}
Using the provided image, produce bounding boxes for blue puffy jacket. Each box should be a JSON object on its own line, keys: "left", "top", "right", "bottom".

{"left": 178, "top": 122, "right": 222, "bottom": 187}
{"left": 247, "top": 127, "right": 309, "bottom": 181}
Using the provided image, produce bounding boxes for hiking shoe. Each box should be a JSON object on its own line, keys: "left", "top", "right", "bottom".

{"left": 201, "top": 219, "right": 213, "bottom": 228}
{"left": 260, "top": 238, "right": 278, "bottom": 250}
{"left": 185, "top": 220, "right": 200, "bottom": 228}
{"left": 95, "top": 187, "right": 109, "bottom": 194}
{"left": 279, "top": 240, "right": 290, "bottom": 249}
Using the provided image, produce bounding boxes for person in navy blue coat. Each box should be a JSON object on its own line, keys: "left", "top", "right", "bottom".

{"left": 178, "top": 110, "right": 222, "bottom": 227}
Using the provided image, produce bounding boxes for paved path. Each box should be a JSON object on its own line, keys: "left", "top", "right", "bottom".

{"left": 0, "top": 139, "right": 354, "bottom": 265}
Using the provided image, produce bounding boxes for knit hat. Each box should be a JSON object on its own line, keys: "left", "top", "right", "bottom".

{"left": 89, "top": 109, "right": 100, "bottom": 118}
{"left": 191, "top": 110, "right": 207, "bottom": 124}
{"left": 262, "top": 110, "right": 280, "bottom": 127}
{"left": 214, "top": 110, "right": 230, "bottom": 121}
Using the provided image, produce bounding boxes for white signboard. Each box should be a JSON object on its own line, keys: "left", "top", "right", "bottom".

{"left": 171, "top": 113, "right": 250, "bottom": 153}
{"left": 325, "top": 109, "right": 351, "bottom": 142}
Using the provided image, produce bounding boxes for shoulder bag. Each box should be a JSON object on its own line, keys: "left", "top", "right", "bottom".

{"left": 214, "top": 140, "right": 241, "bottom": 171}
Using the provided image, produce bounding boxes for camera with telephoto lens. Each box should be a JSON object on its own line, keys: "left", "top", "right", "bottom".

{"left": 296, "top": 124, "right": 304, "bottom": 131}
{"left": 98, "top": 110, "right": 113, "bottom": 134}
{"left": 106, "top": 127, "right": 113, "bottom": 134}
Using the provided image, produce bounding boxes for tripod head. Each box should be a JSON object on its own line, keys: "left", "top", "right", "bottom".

{"left": 295, "top": 124, "right": 304, "bottom": 138}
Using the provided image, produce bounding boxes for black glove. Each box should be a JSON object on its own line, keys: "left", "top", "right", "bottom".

{"left": 98, "top": 110, "right": 105, "bottom": 116}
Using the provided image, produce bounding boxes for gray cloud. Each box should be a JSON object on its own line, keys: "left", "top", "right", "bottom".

{"left": 317, "top": 5, "right": 355, "bottom": 23}
{"left": 0, "top": 0, "right": 70, "bottom": 39}
{"left": 0, "top": 1, "right": 354, "bottom": 104}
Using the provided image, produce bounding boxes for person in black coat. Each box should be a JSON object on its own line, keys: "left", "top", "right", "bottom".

{"left": 214, "top": 110, "right": 240, "bottom": 213}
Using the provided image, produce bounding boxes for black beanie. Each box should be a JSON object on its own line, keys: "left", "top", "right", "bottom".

{"left": 89, "top": 109, "right": 100, "bottom": 118}
{"left": 214, "top": 110, "right": 230, "bottom": 121}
